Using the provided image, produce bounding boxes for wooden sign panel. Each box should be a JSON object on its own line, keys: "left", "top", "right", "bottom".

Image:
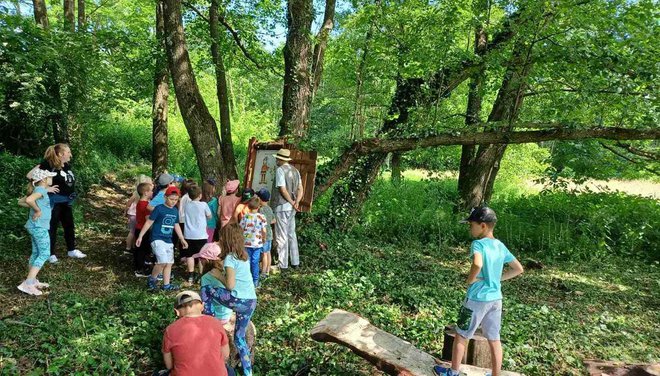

{"left": 244, "top": 138, "right": 317, "bottom": 213}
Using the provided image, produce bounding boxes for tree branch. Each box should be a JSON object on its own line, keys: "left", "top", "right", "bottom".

{"left": 614, "top": 142, "right": 659, "bottom": 160}
{"left": 182, "top": 1, "right": 281, "bottom": 77}
{"left": 600, "top": 142, "right": 659, "bottom": 175}
{"left": 183, "top": 1, "right": 209, "bottom": 22}
{"left": 355, "top": 127, "right": 660, "bottom": 154}
{"left": 315, "top": 126, "right": 659, "bottom": 199}
{"left": 311, "top": 0, "right": 337, "bottom": 97}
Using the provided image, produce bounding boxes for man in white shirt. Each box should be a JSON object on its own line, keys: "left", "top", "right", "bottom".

{"left": 272, "top": 149, "right": 303, "bottom": 269}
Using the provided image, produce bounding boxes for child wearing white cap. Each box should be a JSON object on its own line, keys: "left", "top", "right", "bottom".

{"left": 17, "top": 168, "right": 58, "bottom": 296}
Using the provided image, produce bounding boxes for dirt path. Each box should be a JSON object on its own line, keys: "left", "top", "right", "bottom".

{"left": 0, "top": 176, "right": 136, "bottom": 318}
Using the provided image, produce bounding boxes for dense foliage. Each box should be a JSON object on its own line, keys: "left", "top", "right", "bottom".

{"left": 0, "top": 0, "right": 658, "bottom": 375}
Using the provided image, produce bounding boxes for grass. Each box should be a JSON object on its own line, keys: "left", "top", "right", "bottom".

{"left": 0, "top": 170, "right": 658, "bottom": 375}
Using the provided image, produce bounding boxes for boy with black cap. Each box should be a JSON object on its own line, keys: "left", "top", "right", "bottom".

{"left": 434, "top": 207, "right": 524, "bottom": 376}
{"left": 159, "top": 291, "right": 235, "bottom": 376}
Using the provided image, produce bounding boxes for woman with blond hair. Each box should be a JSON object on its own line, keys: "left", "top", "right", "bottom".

{"left": 27, "top": 143, "right": 86, "bottom": 263}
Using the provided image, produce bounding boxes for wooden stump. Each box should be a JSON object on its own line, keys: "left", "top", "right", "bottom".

{"left": 223, "top": 314, "right": 257, "bottom": 369}
{"left": 442, "top": 326, "right": 492, "bottom": 369}
{"left": 310, "top": 309, "right": 522, "bottom": 376}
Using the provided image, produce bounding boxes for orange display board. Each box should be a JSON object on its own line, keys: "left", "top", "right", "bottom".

{"left": 243, "top": 138, "right": 317, "bottom": 213}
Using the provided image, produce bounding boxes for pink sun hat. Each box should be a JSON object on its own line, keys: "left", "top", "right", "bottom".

{"left": 225, "top": 180, "right": 239, "bottom": 194}
{"left": 191, "top": 243, "right": 221, "bottom": 260}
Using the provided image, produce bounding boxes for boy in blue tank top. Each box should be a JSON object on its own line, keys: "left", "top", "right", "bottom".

{"left": 434, "top": 207, "right": 524, "bottom": 376}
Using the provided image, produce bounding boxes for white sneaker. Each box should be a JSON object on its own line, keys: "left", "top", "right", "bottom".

{"left": 68, "top": 249, "right": 87, "bottom": 258}
{"left": 17, "top": 281, "right": 43, "bottom": 296}
{"left": 48, "top": 255, "right": 59, "bottom": 264}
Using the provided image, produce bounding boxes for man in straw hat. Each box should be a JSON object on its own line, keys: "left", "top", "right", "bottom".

{"left": 272, "top": 148, "right": 303, "bottom": 269}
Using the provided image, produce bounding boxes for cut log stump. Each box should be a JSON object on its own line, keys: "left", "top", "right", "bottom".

{"left": 585, "top": 360, "right": 660, "bottom": 376}
{"left": 223, "top": 314, "right": 257, "bottom": 369}
{"left": 442, "top": 326, "right": 491, "bottom": 368}
{"left": 310, "top": 309, "right": 523, "bottom": 376}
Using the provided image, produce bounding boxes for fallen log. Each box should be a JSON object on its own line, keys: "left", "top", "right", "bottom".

{"left": 310, "top": 309, "right": 522, "bottom": 376}
{"left": 585, "top": 360, "right": 660, "bottom": 376}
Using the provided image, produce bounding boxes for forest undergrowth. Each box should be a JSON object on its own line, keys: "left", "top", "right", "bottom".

{"left": 0, "top": 165, "right": 658, "bottom": 376}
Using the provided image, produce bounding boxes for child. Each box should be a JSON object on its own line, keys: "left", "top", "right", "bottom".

{"left": 233, "top": 188, "right": 255, "bottom": 224}
{"left": 17, "top": 169, "right": 58, "bottom": 296}
{"left": 239, "top": 196, "right": 267, "bottom": 287}
{"left": 160, "top": 291, "right": 235, "bottom": 376}
{"left": 133, "top": 182, "right": 153, "bottom": 277}
{"left": 193, "top": 243, "right": 233, "bottom": 324}
{"left": 178, "top": 179, "right": 195, "bottom": 236}
{"left": 136, "top": 186, "right": 188, "bottom": 291}
{"left": 203, "top": 180, "right": 219, "bottom": 243}
{"left": 183, "top": 184, "right": 211, "bottom": 285}
{"left": 200, "top": 223, "right": 257, "bottom": 376}
{"left": 124, "top": 175, "right": 152, "bottom": 253}
{"left": 256, "top": 188, "right": 276, "bottom": 278}
{"left": 433, "top": 207, "right": 524, "bottom": 376}
{"left": 219, "top": 179, "right": 241, "bottom": 228}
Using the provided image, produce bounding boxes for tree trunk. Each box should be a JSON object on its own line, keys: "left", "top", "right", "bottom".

{"left": 161, "top": 0, "right": 226, "bottom": 182}
{"left": 32, "top": 0, "right": 49, "bottom": 28}
{"left": 317, "top": 8, "right": 526, "bottom": 225}
{"left": 210, "top": 0, "right": 238, "bottom": 179}
{"left": 64, "top": 0, "right": 75, "bottom": 32}
{"left": 278, "top": 0, "right": 314, "bottom": 141}
{"left": 152, "top": 0, "right": 169, "bottom": 177}
{"left": 350, "top": 5, "right": 376, "bottom": 141}
{"left": 458, "top": 21, "right": 488, "bottom": 205}
{"left": 390, "top": 152, "right": 402, "bottom": 184}
{"left": 311, "top": 0, "right": 337, "bottom": 97}
{"left": 458, "top": 39, "right": 533, "bottom": 209}
{"left": 77, "top": 0, "right": 85, "bottom": 30}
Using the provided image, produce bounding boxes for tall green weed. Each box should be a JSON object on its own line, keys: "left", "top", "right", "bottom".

{"left": 349, "top": 178, "right": 659, "bottom": 262}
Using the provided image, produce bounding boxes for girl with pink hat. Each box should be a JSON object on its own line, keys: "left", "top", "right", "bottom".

{"left": 218, "top": 180, "right": 241, "bottom": 228}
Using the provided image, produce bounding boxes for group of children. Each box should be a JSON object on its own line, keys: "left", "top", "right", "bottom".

{"left": 123, "top": 173, "right": 277, "bottom": 292}
{"left": 17, "top": 165, "right": 523, "bottom": 376}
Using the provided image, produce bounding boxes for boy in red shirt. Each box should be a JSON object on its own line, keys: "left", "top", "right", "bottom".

{"left": 133, "top": 182, "right": 153, "bottom": 277}
{"left": 160, "top": 291, "right": 235, "bottom": 376}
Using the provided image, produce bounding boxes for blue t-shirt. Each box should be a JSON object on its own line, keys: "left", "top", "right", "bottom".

{"left": 25, "top": 186, "right": 52, "bottom": 229}
{"left": 149, "top": 190, "right": 166, "bottom": 208}
{"left": 224, "top": 254, "right": 257, "bottom": 299}
{"left": 466, "top": 238, "right": 515, "bottom": 302}
{"left": 207, "top": 197, "right": 219, "bottom": 229}
{"left": 149, "top": 204, "right": 179, "bottom": 243}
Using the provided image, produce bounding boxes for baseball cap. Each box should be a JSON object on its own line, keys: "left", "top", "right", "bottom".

{"left": 31, "top": 169, "right": 57, "bottom": 184}
{"left": 174, "top": 291, "right": 202, "bottom": 308}
{"left": 165, "top": 186, "right": 181, "bottom": 196}
{"left": 241, "top": 188, "right": 255, "bottom": 202}
{"left": 157, "top": 173, "right": 174, "bottom": 186}
{"left": 461, "top": 206, "right": 497, "bottom": 223}
{"left": 191, "top": 243, "right": 221, "bottom": 260}
{"left": 256, "top": 188, "right": 270, "bottom": 202}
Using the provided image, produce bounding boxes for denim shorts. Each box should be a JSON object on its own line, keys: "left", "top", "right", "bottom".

{"left": 455, "top": 298, "right": 502, "bottom": 340}
{"left": 151, "top": 240, "right": 174, "bottom": 264}
{"left": 262, "top": 239, "right": 272, "bottom": 253}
